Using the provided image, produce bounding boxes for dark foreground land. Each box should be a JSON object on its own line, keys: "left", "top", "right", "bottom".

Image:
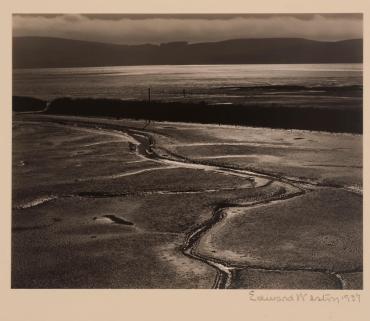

{"left": 12, "top": 112, "right": 362, "bottom": 289}
{"left": 13, "top": 94, "right": 363, "bottom": 133}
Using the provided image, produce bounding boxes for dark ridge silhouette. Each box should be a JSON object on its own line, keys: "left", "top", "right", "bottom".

{"left": 12, "top": 96, "right": 361, "bottom": 134}
{"left": 12, "top": 96, "right": 47, "bottom": 112}
{"left": 13, "top": 37, "right": 363, "bottom": 68}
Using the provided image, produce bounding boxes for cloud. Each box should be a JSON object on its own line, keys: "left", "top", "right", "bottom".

{"left": 13, "top": 14, "right": 362, "bottom": 44}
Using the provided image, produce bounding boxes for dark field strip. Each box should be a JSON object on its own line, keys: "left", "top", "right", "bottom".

{"left": 13, "top": 96, "right": 47, "bottom": 112}
{"left": 218, "top": 84, "right": 362, "bottom": 94}
{"left": 13, "top": 96, "right": 362, "bottom": 133}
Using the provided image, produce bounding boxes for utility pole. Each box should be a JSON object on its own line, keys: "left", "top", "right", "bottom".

{"left": 148, "top": 87, "right": 151, "bottom": 103}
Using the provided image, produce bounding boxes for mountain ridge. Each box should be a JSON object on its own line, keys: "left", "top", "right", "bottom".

{"left": 13, "top": 36, "right": 363, "bottom": 69}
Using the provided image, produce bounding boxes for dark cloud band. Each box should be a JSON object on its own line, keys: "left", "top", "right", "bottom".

{"left": 13, "top": 14, "right": 362, "bottom": 45}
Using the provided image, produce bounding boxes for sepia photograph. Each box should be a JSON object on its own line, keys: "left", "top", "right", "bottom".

{"left": 11, "top": 12, "right": 363, "bottom": 290}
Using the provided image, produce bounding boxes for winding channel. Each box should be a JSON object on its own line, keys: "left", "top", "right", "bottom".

{"left": 15, "top": 117, "right": 359, "bottom": 289}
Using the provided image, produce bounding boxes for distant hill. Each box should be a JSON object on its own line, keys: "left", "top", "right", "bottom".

{"left": 13, "top": 36, "right": 363, "bottom": 69}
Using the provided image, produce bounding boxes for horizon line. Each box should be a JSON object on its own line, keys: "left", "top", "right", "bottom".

{"left": 12, "top": 35, "right": 363, "bottom": 47}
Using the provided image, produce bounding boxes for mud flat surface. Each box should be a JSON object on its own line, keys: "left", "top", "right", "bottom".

{"left": 12, "top": 114, "right": 362, "bottom": 289}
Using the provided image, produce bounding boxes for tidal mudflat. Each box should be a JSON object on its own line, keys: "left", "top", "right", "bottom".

{"left": 12, "top": 114, "right": 362, "bottom": 289}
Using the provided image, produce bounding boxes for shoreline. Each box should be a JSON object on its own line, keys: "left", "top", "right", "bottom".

{"left": 23, "top": 112, "right": 363, "bottom": 138}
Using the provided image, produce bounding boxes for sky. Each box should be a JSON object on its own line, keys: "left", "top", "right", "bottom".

{"left": 13, "top": 14, "right": 362, "bottom": 45}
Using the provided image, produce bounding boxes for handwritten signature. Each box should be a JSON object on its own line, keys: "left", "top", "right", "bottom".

{"left": 248, "top": 291, "right": 361, "bottom": 303}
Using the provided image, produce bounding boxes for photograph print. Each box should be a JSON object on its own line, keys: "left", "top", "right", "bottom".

{"left": 12, "top": 13, "right": 362, "bottom": 289}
